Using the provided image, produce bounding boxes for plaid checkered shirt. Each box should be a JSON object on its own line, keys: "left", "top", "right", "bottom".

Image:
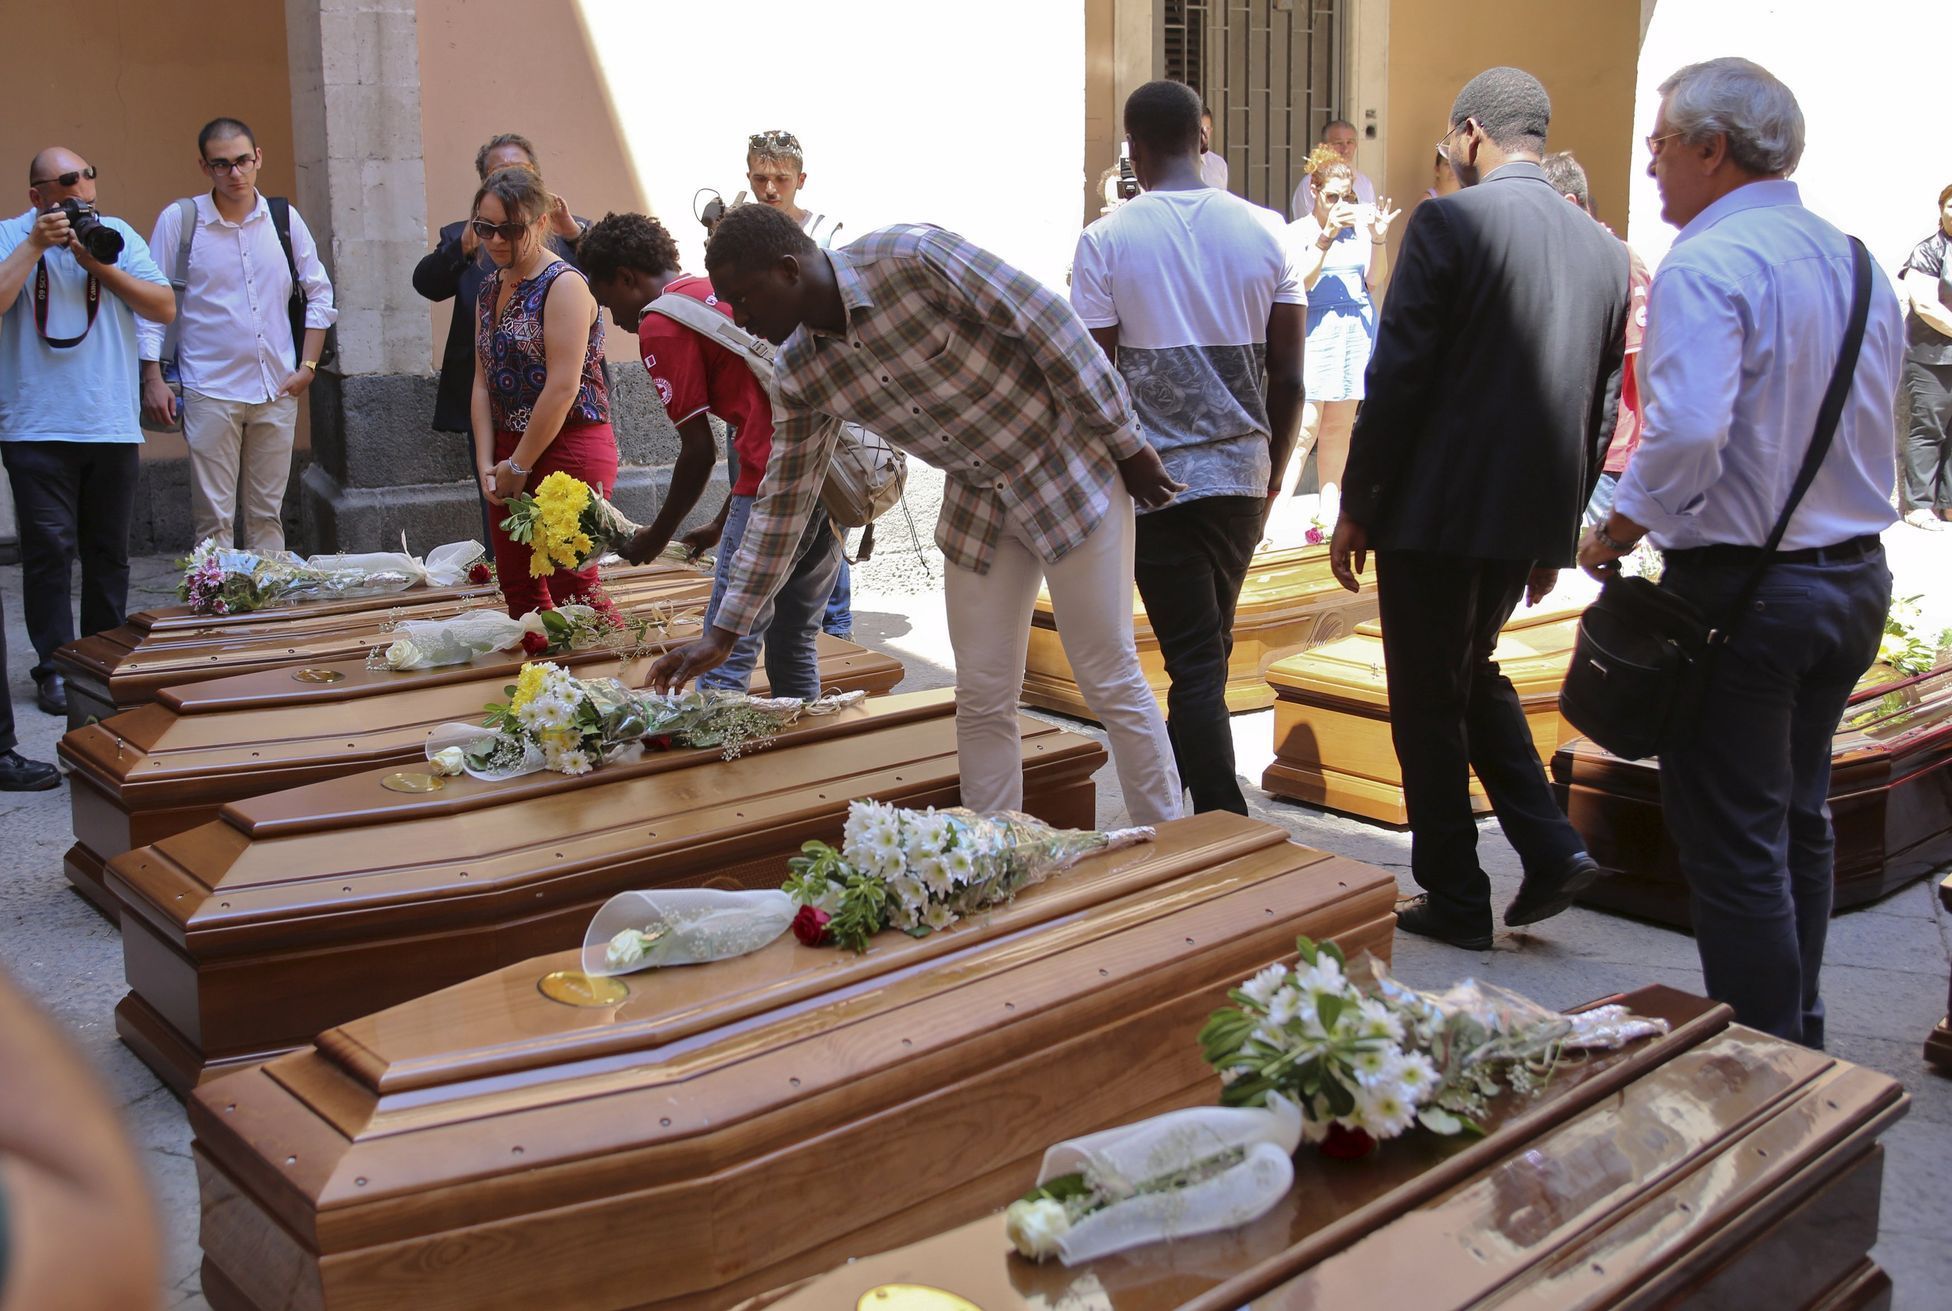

{"left": 713, "top": 224, "right": 1146, "bottom": 636}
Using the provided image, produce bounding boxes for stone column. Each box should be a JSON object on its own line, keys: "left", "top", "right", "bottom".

{"left": 284, "top": 0, "right": 687, "bottom": 552}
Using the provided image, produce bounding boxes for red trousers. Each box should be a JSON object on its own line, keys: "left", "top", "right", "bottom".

{"left": 490, "top": 422, "right": 620, "bottom": 618}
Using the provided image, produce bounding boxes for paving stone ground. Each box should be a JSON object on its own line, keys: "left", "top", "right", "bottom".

{"left": 2, "top": 529, "right": 1947, "bottom": 1307}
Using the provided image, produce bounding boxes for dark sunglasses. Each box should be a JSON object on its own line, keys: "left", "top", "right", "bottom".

{"left": 31, "top": 165, "right": 98, "bottom": 188}
{"left": 470, "top": 217, "right": 529, "bottom": 242}
{"left": 749, "top": 130, "right": 801, "bottom": 152}
{"left": 203, "top": 153, "right": 259, "bottom": 175}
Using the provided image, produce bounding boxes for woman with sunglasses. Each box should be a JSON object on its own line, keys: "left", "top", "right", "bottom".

{"left": 470, "top": 166, "right": 615, "bottom": 617}
{"left": 1267, "top": 148, "right": 1399, "bottom": 540}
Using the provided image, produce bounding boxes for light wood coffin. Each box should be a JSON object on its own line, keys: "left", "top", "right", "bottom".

{"left": 1021, "top": 543, "right": 1378, "bottom": 720}
{"left": 188, "top": 811, "right": 1399, "bottom": 1311}
{"left": 747, "top": 986, "right": 1908, "bottom": 1311}
{"left": 53, "top": 560, "right": 710, "bottom": 727}
{"left": 1554, "top": 662, "right": 1952, "bottom": 928}
{"left": 1262, "top": 599, "right": 1585, "bottom": 823}
{"left": 110, "top": 688, "right": 1107, "bottom": 1092}
{"left": 59, "top": 633, "right": 904, "bottom": 917}
{"left": 1929, "top": 874, "right": 1952, "bottom": 1071}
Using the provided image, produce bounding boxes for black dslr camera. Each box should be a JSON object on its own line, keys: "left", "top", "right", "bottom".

{"left": 56, "top": 198, "right": 123, "bottom": 264}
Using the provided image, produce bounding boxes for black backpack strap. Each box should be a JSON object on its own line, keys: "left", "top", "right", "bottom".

{"left": 268, "top": 196, "right": 307, "bottom": 369}
{"left": 1717, "top": 235, "right": 1874, "bottom": 639}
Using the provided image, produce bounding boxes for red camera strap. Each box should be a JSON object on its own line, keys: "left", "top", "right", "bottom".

{"left": 33, "top": 256, "right": 100, "bottom": 349}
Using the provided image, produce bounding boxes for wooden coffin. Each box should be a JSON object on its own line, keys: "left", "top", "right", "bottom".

{"left": 1263, "top": 599, "right": 1585, "bottom": 823}
{"left": 747, "top": 986, "right": 1908, "bottom": 1311}
{"left": 1555, "top": 662, "right": 1952, "bottom": 928}
{"left": 110, "top": 688, "right": 1107, "bottom": 1092}
{"left": 59, "top": 633, "right": 904, "bottom": 918}
{"left": 188, "top": 811, "right": 1400, "bottom": 1311}
{"left": 53, "top": 560, "right": 710, "bottom": 727}
{"left": 1929, "top": 874, "right": 1952, "bottom": 1071}
{"left": 1020, "top": 543, "right": 1378, "bottom": 720}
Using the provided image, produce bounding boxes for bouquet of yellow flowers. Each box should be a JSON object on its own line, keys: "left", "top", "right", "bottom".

{"left": 498, "top": 472, "right": 642, "bottom": 577}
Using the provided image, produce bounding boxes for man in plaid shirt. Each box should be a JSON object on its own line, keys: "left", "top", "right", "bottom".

{"left": 649, "top": 203, "right": 1184, "bottom": 824}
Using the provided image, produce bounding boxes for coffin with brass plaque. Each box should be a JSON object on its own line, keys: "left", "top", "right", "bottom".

{"left": 110, "top": 688, "right": 1104, "bottom": 1092}
{"left": 1021, "top": 544, "right": 1378, "bottom": 720}
{"left": 188, "top": 811, "right": 1399, "bottom": 1311}
{"left": 59, "top": 633, "right": 904, "bottom": 918}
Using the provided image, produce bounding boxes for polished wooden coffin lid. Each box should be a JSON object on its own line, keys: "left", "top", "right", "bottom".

{"left": 747, "top": 987, "right": 1908, "bottom": 1311}
{"left": 110, "top": 688, "right": 1109, "bottom": 1089}
{"left": 61, "top": 633, "right": 903, "bottom": 833}
{"left": 1021, "top": 542, "right": 1379, "bottom": 718}
{"left": 55, "top": 560, "right": 710, "bottom": 712}
{"left": 189, "top": 812, "right": 1399, "bottom": 1309}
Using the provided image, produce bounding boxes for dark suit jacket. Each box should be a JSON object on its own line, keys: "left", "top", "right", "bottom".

{"left": 412, "top": 219, "right": 584, "bottom": 433}
{"left": 1341, "top": 161, "right": 1629, "bottom": 568}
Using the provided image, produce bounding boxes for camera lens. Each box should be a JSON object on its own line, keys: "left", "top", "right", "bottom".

{"left": 58, "top": 199, "right": 123, "bottom": 265}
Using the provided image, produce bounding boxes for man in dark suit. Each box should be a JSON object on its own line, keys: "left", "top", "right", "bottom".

{"left": 1329, "top": 66, "right": 1629, "bottom": 950}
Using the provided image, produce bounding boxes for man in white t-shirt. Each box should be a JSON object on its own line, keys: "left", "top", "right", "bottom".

{"left": 1291, "top": 118, "right": 1376, "bottom": 219}
{"left": 1073, "top": 79, "right": 1306, "bottom": 815}
{"left": 1200, "top": 104, "right": 1228, "bottom": 190}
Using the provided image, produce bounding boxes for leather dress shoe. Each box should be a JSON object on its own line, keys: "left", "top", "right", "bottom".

{"left": 0, "top": 749, "right": 60, "bottom": 792}
{"left": 35, "top": 673, "right": 67, "bottom": 717}
{"left": 1394, "top": 894, "right": 1493, "bottom": 951}
{"left": 1504, "top": 853, "right": 1602, "bottom": 928}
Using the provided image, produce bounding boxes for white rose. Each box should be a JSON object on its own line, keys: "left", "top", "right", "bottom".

{"left": 1004, "top": 1198, "right": 1071, "bottom": 1262}
{"left": 384, "top": 638, "right": 420, "bottom": 670}
{"left": 605, "top": 929, "right": 647, "bottom": 969}
{"left": 429, "top": 746, "right": 468, "bottom": 776}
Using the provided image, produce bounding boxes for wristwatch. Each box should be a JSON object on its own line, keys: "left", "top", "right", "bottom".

{"left": 301, "top": 358, "right": 318, "bottom": 371}
{"left": 1594, "top": 523, "right": 1639, "bottom": 554}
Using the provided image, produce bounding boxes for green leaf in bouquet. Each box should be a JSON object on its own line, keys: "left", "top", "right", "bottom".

{"left": 1322, "top": 1075, "right": 1356, "bottom": 1118}
{"left": 1321, "top": 939, "right": 1347, "bottom": 968}
{"left": 1022, "top": 1172, "right": 1092, "bottom": 1205}
{"left": 1295, "top": 935, "right": 1320, "bottom": 967}
{"left": 1417, "top": 1106, "right": 1465, "bottom": 1136}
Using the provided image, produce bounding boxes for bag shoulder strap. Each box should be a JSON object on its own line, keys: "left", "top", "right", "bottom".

{"left": 645, "top": 291, "right": 781, "bottom": 404}
{"left": 159, "top": 197, "right": 197, "bottom": 368}
{"left": 268, "top": 196, "right": 297, "bottom": 278}
{"left": 1720, "top": 235, "right": 1873, "bottom": 634}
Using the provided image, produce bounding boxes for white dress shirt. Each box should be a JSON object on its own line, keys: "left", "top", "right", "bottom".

{"left": 136, "top": 192, "right": 338, "bottom": 403}
{"left": 1291, "top": 168, "right": 1375, "bottom": 222}
{"left": 1200, "top": 150, "right": 1229, "bottom": 191}
{"left": 1613, "top": 180, "right": 1902, "bottom": 551}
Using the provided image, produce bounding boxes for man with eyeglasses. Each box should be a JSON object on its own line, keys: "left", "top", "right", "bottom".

{"left": 0, "top": 146, "right": 174, "bottom": 736}
{"left": 137, "top": 117, "right": 336, "bottom": 554}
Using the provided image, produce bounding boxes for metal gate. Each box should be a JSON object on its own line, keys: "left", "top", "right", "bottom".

{"left": 1165, "top": 0, "right": 1344, "bottom": 217}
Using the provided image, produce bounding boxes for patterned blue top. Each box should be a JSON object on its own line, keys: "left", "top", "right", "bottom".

{"left": 476, "top": 260, "right": 607, "bottom": 432}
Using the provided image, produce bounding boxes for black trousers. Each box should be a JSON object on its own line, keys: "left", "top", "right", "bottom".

{"left": 1901, "top": 358, "right": 1952, "bottom": 513}
{"left": 1133, "top": 495, "right": 1264, "bottom": 815}
{"left": 0, "top": 591, "right": 17, "bottom": 752}
{"left": 1374, "top": 550, "right": 1585, "bottom": 927}
{"left": 2, "top": 440, "right": 139, "bottom": 681}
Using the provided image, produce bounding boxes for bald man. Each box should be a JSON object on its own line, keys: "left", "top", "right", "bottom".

{"left": 0, "top": 147, "right": 173, "bottom": 725}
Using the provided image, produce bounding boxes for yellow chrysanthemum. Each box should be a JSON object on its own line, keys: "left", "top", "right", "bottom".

{"left": 509, "top": 661, "right": 551, "bottom": 712}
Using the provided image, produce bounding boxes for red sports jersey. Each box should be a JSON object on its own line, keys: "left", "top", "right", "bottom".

{"left": 636, "top": 274, "right": 774, "bottom": 495}
{"left": 1603, "top": 245, "right": 1652, "bottom": 475}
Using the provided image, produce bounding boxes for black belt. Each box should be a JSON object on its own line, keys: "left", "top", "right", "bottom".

{"left": 1664, "top": 533, "right": 1882, "bottom": 568}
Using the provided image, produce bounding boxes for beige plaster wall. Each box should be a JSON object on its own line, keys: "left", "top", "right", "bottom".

{"left": 0, "top": 0, "right": 300, "bottom": 461}
{"left": 1383, "top": 0, "right": 1641, "bottom": 235}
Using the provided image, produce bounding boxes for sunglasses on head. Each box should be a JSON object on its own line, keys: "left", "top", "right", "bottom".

{"left": 203, "top": 153, "right": 258, "bottom": 175}
{"left": 470, "top": 217, "right": 530, "bottom": 242}
{"left": 749, "top": 130, "right": 801, "bottom": 152}
{"left": 31, "top": 165, "right": 98, "bottom": 188}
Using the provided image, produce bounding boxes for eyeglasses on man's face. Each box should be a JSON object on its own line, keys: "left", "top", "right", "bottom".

{"left": 203, "top": 153, "right": 259, "bottom": 175}
{"left": 470, "top": 217, "right": 529, "bottom": 243}
{"left": 31, "top": 165, "right": 98, "bottom": 188}
{"left": 1434, "top": 120, "right": 1469, "bottom": 163}
{"left": 1644, "top": 132, "right": 1683, "bottom": 159}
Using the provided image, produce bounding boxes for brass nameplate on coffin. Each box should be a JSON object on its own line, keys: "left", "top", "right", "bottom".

{"left": 380, "top": 771, "right": 443, "bottom": 793}
{"left": 860, "top": 1286, "right": 984, "bottom": 1310}
{"left": 537, "top": 970, "right": 630, "bottom": 1007}
{"left": 292, "top": 667, "right": 346, "bottom": 683}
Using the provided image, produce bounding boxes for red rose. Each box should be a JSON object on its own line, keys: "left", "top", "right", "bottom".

{"left": 643, "top": 733, "right": 675, "bottom": 750}
{"left": 1317, "top": 1123, "right": 1377, "bottom": 1160}
{"left": 791, "top": 904, "right": 832, "bottom": 947}
{"left": 469, "top": 561, "right": 494, "bottom": 584}
{"left": 520, "top": 631, "right": 549, "bottom": 656}
{"left": 1305, "top": 526, "right": 1326, "bottom": 546}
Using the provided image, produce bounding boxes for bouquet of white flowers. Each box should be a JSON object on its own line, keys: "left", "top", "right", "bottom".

{"left": 369, "top": 601, "right": 656, "bottom": 671}
{"left": 422, "top": 662, "right": 866, "bottom": 780}
{"left": 781, "top": 799, "right": 1154, "bottom": 952}
{"left": 176, "top": 537, "right": 483, "bottom": 616}
{"left": 1200, "top": 937, "right": 1668, "bottom": 1153}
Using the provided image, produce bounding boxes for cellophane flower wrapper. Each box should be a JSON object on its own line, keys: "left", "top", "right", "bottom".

{"left": 372, "top": 609, "right": 536, "bottom": 671}
{"left": 1006, "top": 1095, "right": 1303, "bottom": 1265}
{"left": 784, "top": 800, "right": 1156, "bottom": 951}
{"left": 498, "top": 472, "right": 642, "bottom": 577}
{"left": 581, "top": 888, "right": 797, "bottom": 977}
{"left": 175, "top": 538, "right": 484, "bottom": 615}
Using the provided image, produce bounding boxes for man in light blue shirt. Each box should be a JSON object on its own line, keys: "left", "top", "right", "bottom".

{"left": 0, "top": 146, "right": 174, "bottom": 726}
{"left": 1578, "top": 60, "right": 1901, "bottom": 1048}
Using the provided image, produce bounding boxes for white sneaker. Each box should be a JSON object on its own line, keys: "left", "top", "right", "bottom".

{"left": 1903, "top": 508, "right": 1945, "bottom": 531}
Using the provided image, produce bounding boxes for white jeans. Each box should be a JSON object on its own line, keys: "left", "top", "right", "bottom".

{"left": 944, "top": 491, "right": 1182, "bottom": 825}
{"left": 183, "top": 390, "right": 298, "bottom": 550}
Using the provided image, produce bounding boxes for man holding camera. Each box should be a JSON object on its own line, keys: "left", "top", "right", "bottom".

{"left": 139, "top": 117, "right": 336, "bottom": 552}
{"left": 0, "top": 147, "right": 173, "bottom": 725}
